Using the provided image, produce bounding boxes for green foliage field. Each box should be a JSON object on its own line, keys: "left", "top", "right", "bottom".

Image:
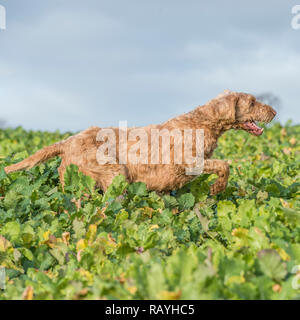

{"left": 0, "top": 123, "right": 299, "bottom": 300}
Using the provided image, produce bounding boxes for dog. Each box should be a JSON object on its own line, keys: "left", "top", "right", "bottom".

{"left": 4, "top": 90, "right": 276, "bottom": 195}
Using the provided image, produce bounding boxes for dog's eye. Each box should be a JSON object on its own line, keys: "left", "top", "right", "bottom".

{"left": 250, "top": 100, "right": 255, "bottom": 108}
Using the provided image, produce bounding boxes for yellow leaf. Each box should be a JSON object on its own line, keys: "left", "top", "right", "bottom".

{"left": 22, "top": 286, "right": 34, "bottom": 300}
{"left": 280, "top": 198, "right": 292, "bottom": 208}
{"left": 289, "top": 137, "right": 296, "bottom": 145}
{"left": 43, "top": 230, "right": 50, "bottom": 241}
{"left": 0, "top": 235, "right": 12, "bottom": 252}
{"left": 79, "top": 269, "right": 94, "bottom": 284}
{"left": 149, "top": 224, "right": 159, "bottom": 231}
{"left": 97, "top": 207, "right": 108, "bottom": 219}
{"left": 62, "top": 232, "right": 70, "bottom": 245}
{"left": 172, "top": 208, "right": 179, "bottom": 215}
{"left": 43, "top": 233, "right": 57, "bottom": 248}
{"left": 86, "top": 224, "right": 97, "bottom": 242}
{"left": 271, "top": 244, "right": 291, "bottom": 262}
{"left": 277, "top": 248, "right": 291, "bottom": 262}
{"left": 225, "top": 275, "right": 245, "bottom": 286}
{"left": 43, "top": 270, "right": 56, "bottom": 279}
{"left": 158, "top": 290, "right": 181, "bottom": 300}
{"left": 76, "top": 239, "right": 88, "bottom": 252}
{"left": 232, "top": 228, "right": 249, "bottom": 237}
{"left": 127, "top": 286, "right": 137, "bottom": 295}
{"left": 280, "top": 128, "right": 287, "bottom": 136}
{"left": 143, "top": 207, "right": 154, "bottom": 217}
{"left": 254, "top": 227, "right": 263, "bottom": 235}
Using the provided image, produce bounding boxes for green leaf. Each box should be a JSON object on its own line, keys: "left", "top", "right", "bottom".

{"left": 2, "top": 221, "right": 21, "bottom": 242}
{"left": 281, "top": 207, "right": 300, "bottom": 224}
{"left": 0, "top": 166, "right": 7, "bottom": 180}
{"left": 128, "top": 182, "right": 148, "bottom": 197}
{"left": 163, "top": 195, "right": 178, "bottom": 208}
{"left": 0, "top": 123, "right": 299, "bottom": 300}
{"left": 9, "top": 177, "right": 32, "bottom": 196}
{"left": 178, "top": 193, "right": 195, "bottom": 210}
{"left": 50, "top": 248, "right": 65, "bottom": 265}
{"left": 64, "top": 164, "right": 80, "bottom": 191}
{"left": 258, "top": 249, "right": 287, "bottom": 281}
{"left": 72, "top": 218, "right": 86, "bottom": 239}
{"left": 103, "top": 175, "right": 128, "bottom": 201}
{"left": 19, "top": 247, "right": 34, "bottom": 261}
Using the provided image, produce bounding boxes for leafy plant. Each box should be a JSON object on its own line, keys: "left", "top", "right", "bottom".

{"left": 0, "top": 123, "right": 299, "bottom": 300}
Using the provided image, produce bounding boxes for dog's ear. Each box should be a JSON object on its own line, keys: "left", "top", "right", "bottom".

{"left": 210, "top": 93, "right": 238, "bottom": 122}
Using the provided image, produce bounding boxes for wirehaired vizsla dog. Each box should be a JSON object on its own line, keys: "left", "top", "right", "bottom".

{"left": 5, "top": 90, "right": 276, "bottom": 195}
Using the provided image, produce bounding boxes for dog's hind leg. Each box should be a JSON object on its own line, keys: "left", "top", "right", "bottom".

{"left": 58, "top": 163, "right": 66, "bottom": 191}
{"left": 95, "top": 165, "right": 129, "bottom": 192}
{"left": 203, "top": 159, "right": 230, "bottom": 195}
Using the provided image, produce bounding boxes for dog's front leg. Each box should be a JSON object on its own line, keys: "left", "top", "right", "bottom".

{"left": 203, "top": 159, "right": 230, "bottom": 195}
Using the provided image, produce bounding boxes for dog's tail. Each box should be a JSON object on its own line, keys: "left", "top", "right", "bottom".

{"left": 4, "top": 142, "right": 63, "bottom": 174}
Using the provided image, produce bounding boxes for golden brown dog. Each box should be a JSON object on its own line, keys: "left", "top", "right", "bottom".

{"left": 5, "top": 90, "right": 276, "bottom": 195}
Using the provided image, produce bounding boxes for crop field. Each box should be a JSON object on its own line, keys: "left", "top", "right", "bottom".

{"left": 0, "top": 123, "right": 299, "bottom": 300}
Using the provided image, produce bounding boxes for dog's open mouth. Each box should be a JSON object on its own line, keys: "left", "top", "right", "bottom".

{"left": 241, "top": 121, "right": 264, "bottom": 136}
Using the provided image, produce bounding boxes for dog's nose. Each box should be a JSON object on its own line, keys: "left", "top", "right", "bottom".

{"left": 266, "top": 104, "right": 277, "bottom": 117}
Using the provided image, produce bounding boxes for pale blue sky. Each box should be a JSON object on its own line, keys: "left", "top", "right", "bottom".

{"left": 0, "top": 0, "right": 299, "bottom": 132}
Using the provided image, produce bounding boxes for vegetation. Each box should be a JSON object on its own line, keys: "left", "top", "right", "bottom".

{"left": 0, "top": 123, "right": 299, "bottom": 300}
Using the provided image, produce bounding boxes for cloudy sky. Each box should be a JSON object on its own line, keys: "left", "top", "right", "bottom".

{"left": 0, "top": 0, "right": 299, "bottom": 132}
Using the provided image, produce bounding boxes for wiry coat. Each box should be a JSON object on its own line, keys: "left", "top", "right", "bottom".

{"left": 5, "top": 91, "right": 276, "bottom": 195}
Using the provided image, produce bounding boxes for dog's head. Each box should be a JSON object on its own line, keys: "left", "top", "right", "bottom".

{"left": 208, "top": 90, "right": 277, "bottom": 136}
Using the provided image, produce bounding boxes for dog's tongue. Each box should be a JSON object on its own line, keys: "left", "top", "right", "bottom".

{"left": 242, "top": 121, "right": 264, "bottom": 136}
